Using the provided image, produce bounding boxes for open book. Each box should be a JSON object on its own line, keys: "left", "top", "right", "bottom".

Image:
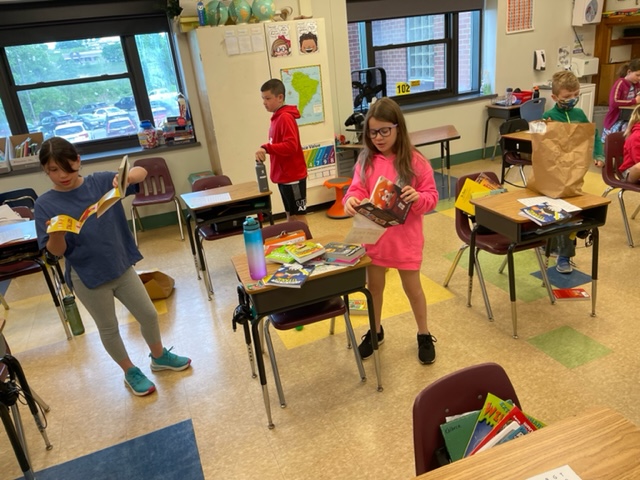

{"left": 345, "top": 176, "right": 412, "bottom": 244}
{"left": 47, "top": 155, "right": 130, "bottom": 234}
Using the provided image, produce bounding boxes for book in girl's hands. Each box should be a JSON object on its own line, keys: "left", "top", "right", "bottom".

{"left": 354, "top": 176, "right": 412, "bottom": 227}
{"left": 552, "top": 287, "right": 590, "bottom": 301}
{"left": 519, "top": 202, "right": 573, "bottom": 226}
{"left": 264, "top": 263, "right": 315, "bottom": 288}
{"left": 322, "top": 242, "right": 365, "bottom": 261}
{"left": 47, "top": 155, "right": 130, "bottom": 234}
{"left": 284, "top": 240, "right": 325, "bottom": 263}
{"left": 264, "top": 244, "right": 295, "bottom": 264}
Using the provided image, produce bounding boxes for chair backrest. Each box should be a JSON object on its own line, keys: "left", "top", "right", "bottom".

{"left": 133, "top": 157, "right": 176, "bottom": 199}
{"left": 453, "top": 172, "right": 500, "bottom": 242}
{"left": 499, "top": 118, "right": 530, "bottom": 136}
{"left": 261, "top": 220, "right": 312, "bottom": 242}
{"left": 12, "top": 206, "right": 34, "bottom": 220}
{"left": 192, "top": 175, "right": 232, "bottom": 192}
{"left": 518, "top": 98, "right": 546, "bottom": 122}
{"left": 0, "top": 188, "right": 38, "bottom": 210}
{"left": 412, "top": 362, "right": 521, "bottom": 475}
{"left": 603, "top": 132, "right": 626, "bottom": 185}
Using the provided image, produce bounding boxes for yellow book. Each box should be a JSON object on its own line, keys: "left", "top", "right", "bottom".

{"left": 454, "top": 178, "right": 490, "bottom": 216}
{"left": 47, "top": 155, "right": 130, "bottom": 234}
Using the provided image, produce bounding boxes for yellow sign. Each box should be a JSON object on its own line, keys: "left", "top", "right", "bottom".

{"left": 410, "top": 79, "right": 421, "bottom": 87}
{"left": 395, "top": 82, "right": 411, "bottom": 95}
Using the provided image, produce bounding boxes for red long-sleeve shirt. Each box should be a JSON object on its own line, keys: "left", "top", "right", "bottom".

{"left": 261, "top": 105, "right": 307, "bottom": 184}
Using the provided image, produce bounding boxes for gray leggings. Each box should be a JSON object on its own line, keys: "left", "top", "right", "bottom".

{"left": 71, "top": 266, "right": 161, "bottom": 364}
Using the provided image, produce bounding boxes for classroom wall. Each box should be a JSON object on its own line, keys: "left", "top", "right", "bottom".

{"left": 0, "top": 0, "right": 601, "bottom": 219}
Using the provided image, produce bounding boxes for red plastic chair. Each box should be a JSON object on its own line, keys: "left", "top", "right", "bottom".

{"left": 412, "top": 362, "right": 521, "bottom": 475}
{"left": 259, "top": 221, "right": 365, "bottom": 408}
{"left": 443, "top": 172, "right": 553, "bottom": 334}
{"left": 130, "top": 157, "right": 184, "bottom": 246}
{"left": 602, "top": 132, "right": 640, "bottom": 247}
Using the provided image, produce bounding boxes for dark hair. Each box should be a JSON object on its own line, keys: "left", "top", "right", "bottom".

{"left": 299, "top": 32, "right": 317, "bottom": 47}
{"left": 39, "top": 137, "right": 79, "bottom": 174}
{"left": 618, "top": 59, "right": 640, "bottom": 77}
{"left": 357, "top": 97, "right": 417, "bottom": 186}
{"left": 261, "top": 78, "right": 286, "bottom": 100}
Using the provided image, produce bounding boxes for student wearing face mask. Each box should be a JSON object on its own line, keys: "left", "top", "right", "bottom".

{"left": 602, "top": 59, "right": 640, "bottom": 143}
{"left": 541, "top": 71, "right": 603, "bottom": 274}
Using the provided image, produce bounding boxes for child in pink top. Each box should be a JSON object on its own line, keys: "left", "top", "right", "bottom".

{"left": 620, "top": 104, "right": 640, "bottom": 183}
{"left": 343, "top": 98, "right": 439, "bottom": 365}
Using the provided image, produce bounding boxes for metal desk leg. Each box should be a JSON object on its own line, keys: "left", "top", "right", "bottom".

{"left": 506, "top": 245, "right": 518, "bottom": 339}
{"left": 251, "top": 319, "right": 274, "bottom": 429}
{"left": 444, "top": 140, "right": 451, "bottom": 199}
{"left": 184, "top": 213, "right": 201, "bottom": 280}
{"left": 35, "top": 259, "right": 72, "bottom": 340}
{"left": 591, "top": 228, "right": 599, "bottom": 317}
{"left": 483, "top": 115, "right": 491, "bottom": 159}
{"left": 195, "top": 234, "right": 213, "bottom": 299}
{"left": 359, "top": 288, "right": 382, "bottom": 392}
{"left": 467, "top": 226, "right": 478, "bottom": 307}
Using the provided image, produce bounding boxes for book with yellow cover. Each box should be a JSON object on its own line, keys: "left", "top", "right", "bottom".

{"left": 47, "top": 155, "right": 130, "bottom": 234}
{"left": 454, "top": 178, "right": 490, "bottom": 216}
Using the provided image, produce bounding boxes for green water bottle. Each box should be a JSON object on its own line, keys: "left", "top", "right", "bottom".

{"left": 63, "top": 294, "right": 85, "bottom": 336}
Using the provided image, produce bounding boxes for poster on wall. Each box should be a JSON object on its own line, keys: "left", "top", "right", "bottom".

{"left": 506, "top": 0, "right": 534, "bottom": 34}
{"left": 303, "top": 140, "right": 336, "bottom": 187}
{"left": 266, "top": 23, "right": 292, "bottom": 57}
{"left": 280, "top": 65, "right": 325, "bottom": 126}
{"left": 296, "top": 20, "right": 319, "bottom": 54}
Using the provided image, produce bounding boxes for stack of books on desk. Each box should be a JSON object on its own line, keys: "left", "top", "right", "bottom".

{"left": 322, "top": 241, "right": 365, "bottom": 266}
{"left": 439, "top": 393, "right": 544, "bottom": 464}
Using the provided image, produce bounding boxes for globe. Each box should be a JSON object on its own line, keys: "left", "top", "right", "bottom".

{"left": 252, "top": 0, "right": 275, "bottom": 22}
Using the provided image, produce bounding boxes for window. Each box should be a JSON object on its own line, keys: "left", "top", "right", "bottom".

{"left": 0, "top": 1, "right": 189, "bottom": 157}
{"left": 347, "top": 1, "right": 483, "bottom": 107}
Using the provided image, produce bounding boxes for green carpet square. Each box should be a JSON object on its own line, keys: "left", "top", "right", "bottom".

{"left": 443, "top": 249, "right": 550, "bottom": 302}
{"left": 528, "top": 326, "right": 612, "bottom": 368}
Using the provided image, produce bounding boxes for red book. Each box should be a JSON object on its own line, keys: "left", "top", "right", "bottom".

{"left": 552, "top": 287, "right": 590, "bottom": 301}
{"left": 468, "top": 405, "right": 537, "bottom": 456}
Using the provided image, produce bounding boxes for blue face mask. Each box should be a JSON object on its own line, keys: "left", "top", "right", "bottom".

{"left": 557, "top": 97, "right": 579, "bottom": 111}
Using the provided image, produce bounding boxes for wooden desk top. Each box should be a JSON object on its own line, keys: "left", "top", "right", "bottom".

{"left": 471, "top": 189, "right": 611, "bottom": 223}
{"left": 232, "top": 237, "right": 370, "bottom": 293}
{"left": 417, "top": 407, "right": 640, "bottom": 479}
{"left": 336, "top": 125, "right": 460, "bottom": 150}
{"left": 180, "top": 182, "right": 271, "bottom": 211}
{"left": 501, "top": 130, "right": 533, "bottom": 141}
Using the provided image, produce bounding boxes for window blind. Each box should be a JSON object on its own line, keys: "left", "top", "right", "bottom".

{"left": 346, "top": 0, "right": 484, "bottom": 22}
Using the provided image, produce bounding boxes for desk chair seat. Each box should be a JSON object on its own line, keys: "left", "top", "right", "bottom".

{"left": 444, "top": 172, "right": 553, "bottom": 335}
{"left": 500, "top": 118, "right": 531, "bottom": 187}
{"left": 323, "top": 177, "right": 352, "bottom": 219}
{"left": 413, "top": 362, "right": 521, "bottom": 475}
{"left": 259, "top": 221, "right": 365, "bottom": 407}
{"left": 130, "top": 157, "right": 184, "bottom": 246}
{"left": 602, "top": 132, "right": 640, "bottom": 247}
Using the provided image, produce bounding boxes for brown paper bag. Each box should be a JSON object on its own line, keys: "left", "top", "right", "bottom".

{"left": 527, "top": 122, "right": 595, "bottom": 198}
{"left": 138, "top": 270, "right": 175, "bottom": 299}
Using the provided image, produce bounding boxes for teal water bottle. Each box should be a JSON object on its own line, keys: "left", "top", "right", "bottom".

{"left": 243, "top": 217, "right": 267, "bottom": 280}
{"left": 63, "top": 294, "right": 85, "bottom": 336}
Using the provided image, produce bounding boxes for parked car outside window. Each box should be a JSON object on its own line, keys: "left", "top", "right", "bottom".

{"left": 106, "top": 117, "right": 137, "bottom": 137}
{"left": 115, "top": 96, "right": 136, "bottom": 111}
{"left": 54, "top": 122, "right": 91, "bottom": 143}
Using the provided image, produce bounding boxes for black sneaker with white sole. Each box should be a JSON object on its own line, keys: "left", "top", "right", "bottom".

{"left": 358, "top": 326, "right": 384, "bottom": 359}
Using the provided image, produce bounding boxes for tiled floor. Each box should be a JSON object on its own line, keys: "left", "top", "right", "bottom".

{"left": 2, "top": 158, "right": 640, "bottom": 480}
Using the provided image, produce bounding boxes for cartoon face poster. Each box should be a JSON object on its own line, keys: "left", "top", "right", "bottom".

{"left": 266, "top": 23, "right": 292, "bottom": 57}
{"left": 297, "top": 20, "right": 319, "bottom": 54}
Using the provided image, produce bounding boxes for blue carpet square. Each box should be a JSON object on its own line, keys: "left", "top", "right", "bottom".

{"left": 19, "top": 419, "right": 204, "bottom": 480}
{"left": 0, "top": 279, "right": 9, "bottom": 296}
{"left": 531, "top": 265, "right": 592, "bottom": 289}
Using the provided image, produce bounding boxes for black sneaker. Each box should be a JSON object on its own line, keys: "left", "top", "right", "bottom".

{"left": 417, "top": 333, "right": 437, "bottom": 365}
{"left": 358, "top": 326, "right": 384, "bottom": 359}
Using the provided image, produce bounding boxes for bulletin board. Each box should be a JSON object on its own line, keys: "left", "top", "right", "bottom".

{"left": 506, "top": 0, "right": 534, "bottom": 34}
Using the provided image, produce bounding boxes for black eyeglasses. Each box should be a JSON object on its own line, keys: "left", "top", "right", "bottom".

{"left": 368, "top": 124, "right": 397, "bottom": 138}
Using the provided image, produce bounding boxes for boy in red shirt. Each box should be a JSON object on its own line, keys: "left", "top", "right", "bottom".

{"left": 255, "top": 79, "right": 308, "bottom": 224}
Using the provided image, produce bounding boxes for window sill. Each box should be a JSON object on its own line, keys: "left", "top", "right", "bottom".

{"left": 400, "top": 93, "right": 498, "bottom": 114}
{"left": 1, "top": 141, "right": 201, "bottom": 176}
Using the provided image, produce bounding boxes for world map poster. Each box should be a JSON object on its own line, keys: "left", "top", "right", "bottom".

{"left": 280, "top": 65, "right": 325, "bottom": 126}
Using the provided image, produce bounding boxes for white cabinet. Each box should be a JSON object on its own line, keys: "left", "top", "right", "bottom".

{"left": 578, "top": 83, "right": 596, "bottom": 122}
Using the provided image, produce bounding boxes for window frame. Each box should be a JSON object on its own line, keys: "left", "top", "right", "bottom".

{"left": 349, "top": 9, "right": 482, "bottom": 108}
{"left": 0, "top": 0, "right": 189, "bottom": 157}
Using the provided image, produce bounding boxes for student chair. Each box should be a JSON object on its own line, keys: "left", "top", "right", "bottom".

{"left": 190, "top": 175, "right": 234, "bottom": 296}
{"left": 443, "top": 172, "right": 553, "bottom": 335}
{"left": 602, "top": 132, "right": 640, "bottom": 247}
{"left": 412, "top": 362, "right": 521, "bottom": 475}
{"left": 499, "top": 118, "right": 532, "bottom": 187}
{"left": 130, "top": 157, "right": 184, "bottom": 246}
{"left": 0, "top": 188, "right": 38, "bottom": 212}
{"left": 260, "top": 221, "right": 366, "bottom": 408}
{"left": 518, "top": 97, "right": 546, "bottom": 122}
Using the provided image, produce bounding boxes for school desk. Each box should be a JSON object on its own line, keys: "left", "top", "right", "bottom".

{"left": 470, "top": 189, "right": 610, "bottom": 338}
{"left": 416, "top": 407, "right": 640, "bottom": 479}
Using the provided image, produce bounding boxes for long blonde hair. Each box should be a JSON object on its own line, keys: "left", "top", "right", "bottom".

{"left": 624, "top": 104, "right": 640, "bottom": 137}
{"left": 357, "top": 97, "right": 417, "bottom": 186}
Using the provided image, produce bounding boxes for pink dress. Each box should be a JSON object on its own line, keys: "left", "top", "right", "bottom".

{"left": 344, "top": 151, "right": 439, "bottom": 270}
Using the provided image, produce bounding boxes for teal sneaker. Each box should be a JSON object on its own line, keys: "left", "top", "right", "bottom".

{"left": 124, "top": 366, "right": 156, "bottom": 396}
{"left": 150, "top": 347, "right": 191, "bottom": 372}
